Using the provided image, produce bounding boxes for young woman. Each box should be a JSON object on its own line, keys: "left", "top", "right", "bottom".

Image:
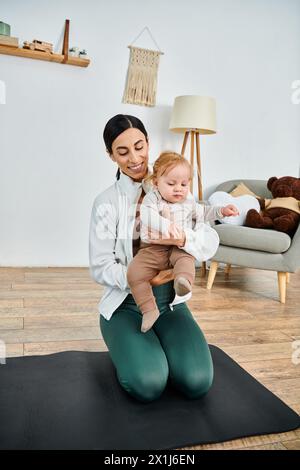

{"left": 89, "top": 114, "right": 218, "bottom": 403}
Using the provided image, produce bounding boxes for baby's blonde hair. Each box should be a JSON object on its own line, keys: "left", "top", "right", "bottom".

{"left": 145, "top": 151, "right": 192, "bottom": 186}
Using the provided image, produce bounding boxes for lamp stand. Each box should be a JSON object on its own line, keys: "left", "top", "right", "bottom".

{"left": 181, "top": 130, "right": 206, "bottom": 277}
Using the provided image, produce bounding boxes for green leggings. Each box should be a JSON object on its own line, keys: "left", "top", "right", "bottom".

{"left": 100, "top": 281, "right": 213, "bottom": 403}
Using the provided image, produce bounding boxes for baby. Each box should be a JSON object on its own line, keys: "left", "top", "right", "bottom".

{"left": 127, "top": 151, "right": 239, "bottom": 333}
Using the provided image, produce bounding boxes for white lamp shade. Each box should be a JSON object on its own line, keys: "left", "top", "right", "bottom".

{"left": 169, "top": 95, "right": 216, "bottom": 134}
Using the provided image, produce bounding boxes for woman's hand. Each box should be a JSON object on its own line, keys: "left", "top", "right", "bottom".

{"left": 150, "top": 269, "right": 175, "bottom": 286}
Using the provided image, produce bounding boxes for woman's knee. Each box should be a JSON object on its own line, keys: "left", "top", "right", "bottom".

{"left": 176, "top": 367, "right": 214, "bottom": 399}
{"left": 118, "top": 368, "right": 168, "bottom": 403}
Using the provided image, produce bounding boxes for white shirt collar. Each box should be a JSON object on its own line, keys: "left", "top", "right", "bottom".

{"left": 118, "top": 164, "right": 153, "bottom": 195}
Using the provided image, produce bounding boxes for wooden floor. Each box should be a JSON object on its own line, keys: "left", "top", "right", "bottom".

{"left": 0, "top": 266, "right": 299, "bottom": 450}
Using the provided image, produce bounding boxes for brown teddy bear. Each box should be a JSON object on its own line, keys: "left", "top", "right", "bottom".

{"left": 245, "top": 176, "right": 300, "bottom": 237}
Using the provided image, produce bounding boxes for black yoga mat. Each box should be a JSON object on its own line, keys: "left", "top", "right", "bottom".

{"left": 0, "top": 345, "right": 299, "bottom": 450}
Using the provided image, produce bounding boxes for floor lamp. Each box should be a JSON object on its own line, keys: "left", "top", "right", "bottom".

{"left": 169, "top": 95, "right": 217, "bottom": 276}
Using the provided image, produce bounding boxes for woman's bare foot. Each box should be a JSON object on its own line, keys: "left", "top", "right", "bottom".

{"left": 141, "top": 309, "right": 160, "bottom": 333}
{"left": 174, "top": 277, "right": 192, "bottom": 296}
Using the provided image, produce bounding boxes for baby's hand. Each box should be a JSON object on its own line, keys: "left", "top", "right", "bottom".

{"left": 161, "top": 206, "right": 180, "bottom": 238}
{"left": 221, "top": 204, "right": 239, "bottom": 217}
{"left": 167, "top": 222, "right": 182, "bottom": 239}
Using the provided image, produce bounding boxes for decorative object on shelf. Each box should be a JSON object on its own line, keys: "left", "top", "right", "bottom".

{"left": 0, "top": 21, "right": 10, "bottom": 36}
{"left": 60, "top": 20, "right": 87, "bottom": 64}
{"left": 122, "top": 26, "right": 163, "bottom": 107}
{"left": 0, "top": 18, "right": 90, "bottom": 67}
{"left": 0, "top": 34, "right": 18, "bottom": 48}
{"left": 69, "top": 46, "right": 79, "bottom": 57}
{"left": 23, "top": 39, "right": 53, "bottom": 53}
{"left": 0, "top": 21, "right": 18, "bottom": 48}
{"left": 79, "top": 49, "right": 88, "bottom": 59}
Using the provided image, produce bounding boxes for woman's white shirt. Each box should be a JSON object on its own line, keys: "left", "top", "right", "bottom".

{"left": 89, "top": 169, "right": 220, "bottom": 320}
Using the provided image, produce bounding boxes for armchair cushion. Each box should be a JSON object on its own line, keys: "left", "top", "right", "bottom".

{"left": 229, "top": 182, "right": 262, "bottom": 199}
{"left": 214, "top": 224, "right": 291, "bottom": 254}
{"left": 208, "top": 191, "right": 260, "bottom": 225}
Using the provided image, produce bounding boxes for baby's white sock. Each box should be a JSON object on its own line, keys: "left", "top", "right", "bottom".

{"left": 174, "top": 277, "right": 192, "bottom": 296}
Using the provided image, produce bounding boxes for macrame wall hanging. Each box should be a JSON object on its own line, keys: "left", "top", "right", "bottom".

{"left": 122, "top": 26, "right": 164, "bottom": 107}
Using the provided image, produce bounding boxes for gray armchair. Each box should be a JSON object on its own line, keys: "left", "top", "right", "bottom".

{"left": 206, "top": 179, "right": 300, "bottom": 303}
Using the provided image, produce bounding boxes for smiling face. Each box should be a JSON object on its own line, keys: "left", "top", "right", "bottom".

{"left": 155, "top": 163, "right": 191, "bottom": 203}
{"left": 110, "top": 128, "right": 149, "bottom": 182}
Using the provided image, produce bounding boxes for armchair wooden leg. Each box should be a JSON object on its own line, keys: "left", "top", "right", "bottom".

{"left": 207, "top": 261, "right": 218, "bottom": 289}
{"left": 277, "top": 271, "right": 287, "bottom": 304}
{"left": 201, "top": 261, "right": 206, "bottom": 278}
{"left": 225, "top": 263, "right": 231, "bottom": 275}
{"left": 286, "top": 272, "right": 290, "bottom": 283}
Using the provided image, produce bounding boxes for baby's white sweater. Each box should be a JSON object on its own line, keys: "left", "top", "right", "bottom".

{"left": 140, "top": 188, "right": 224, "bottom": 243}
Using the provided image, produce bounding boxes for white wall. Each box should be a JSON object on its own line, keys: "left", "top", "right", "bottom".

{"left": 1, "top": 0, "right": 299, "bottom": 266}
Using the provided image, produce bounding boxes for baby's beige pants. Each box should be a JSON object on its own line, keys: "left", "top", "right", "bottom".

{"left": 127, "top": 242, "right": 195, "bottom": 315}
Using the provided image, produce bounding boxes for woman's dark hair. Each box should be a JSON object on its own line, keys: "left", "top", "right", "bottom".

{"left": 103, "top": 114, "right": 148, "bottom": 180}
